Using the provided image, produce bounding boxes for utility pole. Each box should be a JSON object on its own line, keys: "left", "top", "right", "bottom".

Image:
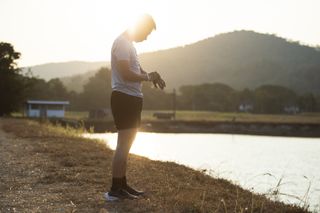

{"left": 192, "top": 86, "right": 195, "bottom": 110}
{"left": 173, "top": 89, "right": 176, "bottom": 120}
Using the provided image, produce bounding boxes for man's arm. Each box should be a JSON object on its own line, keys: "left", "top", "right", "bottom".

{"left": 117, "top": 60, "right": 160, "bottom": 82}
{"left": 117, "top": 60, "right": 148, "bottom": 82}
{"left": 140, "top": 67, "right": 147, "bottom": 75}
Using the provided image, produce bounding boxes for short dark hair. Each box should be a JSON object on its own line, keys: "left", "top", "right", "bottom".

{"left": 136, "top": 14, "right": 156, "bottom": 31}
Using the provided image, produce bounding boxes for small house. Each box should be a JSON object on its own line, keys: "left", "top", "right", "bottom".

{"left": 284, "top": 105, "right": 300, "bottom": 114}
{"left": 239, "top": 103, "right": 254, "bottom": 112}
{"left": 25, "top": 100, "right": 69, "bottom": 118}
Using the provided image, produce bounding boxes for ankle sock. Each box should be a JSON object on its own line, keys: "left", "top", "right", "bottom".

{"left": 121, "top": 176, "right": 127, "bottom": 187}
{"left": 111, "top": 177, "right": 123, "bottom": 191}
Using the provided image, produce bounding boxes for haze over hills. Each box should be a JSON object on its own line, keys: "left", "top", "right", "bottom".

{"left": 25, "top": 31, "right": 320, "bottom": 94}
{"left": 22, "top": 61, "right": 107, "bottom": 81}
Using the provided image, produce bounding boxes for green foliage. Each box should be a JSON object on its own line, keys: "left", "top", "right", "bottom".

{"left": 59, "top": 69, "right": 97, "bottom": 93}
{"left": 47, "top": 78, "right": 70, "bottom": 100}
{"left": 179, "top": 83, "right": 237, "bottom": 111}
{"left": 142, "top": 82, "right": 173, "bottom": 110}
{"left": 236, "top": 88, "right": 255, "bottom": 105}
{"left": 254, "top": 85, "right": 298, "bottom": 113}
{"left": 0, "top": 42, "right": 24, "bottom": 116}
{"left": 61, "top": 67, "right": 318, "bottom": 113}
{"left": 77, "top": 67, "right": 111, "bottom": 110}
{"left": 176, "top": 83, "right": 318, "bottom": 114}
{"left": 0, "top": 42, "right": 21, "bottom": 71}
{"left": 24, "top": 77, "right": 70, "bottom": 101}
{"left": 298, "top": 93, "right": 317, "bottom": 112}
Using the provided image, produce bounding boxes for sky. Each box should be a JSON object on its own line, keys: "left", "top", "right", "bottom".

{"left": 1, "top": 0, "right": 320, "bottom": 67}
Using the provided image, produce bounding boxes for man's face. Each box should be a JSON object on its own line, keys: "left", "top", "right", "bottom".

{"left": 134, "top": 27, "right": 153, "bottom": 42}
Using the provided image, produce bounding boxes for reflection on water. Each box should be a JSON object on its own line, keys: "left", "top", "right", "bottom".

{"left": 84, "top": 132, "right": 320, "bottom": 211}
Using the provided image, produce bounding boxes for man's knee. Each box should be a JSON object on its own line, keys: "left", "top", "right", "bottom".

{"left": 117, "top": 129, "right": 137, "bottom": 145}
{"left": 118, "top": 128, "right": 138, "bottom": 137}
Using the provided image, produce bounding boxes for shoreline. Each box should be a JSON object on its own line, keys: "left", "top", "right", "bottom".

{"left": 53, "top": 118, "right": 320, "bottom": 137}
{"left": 0, "top": 118, "right": 308, "bottom": 212}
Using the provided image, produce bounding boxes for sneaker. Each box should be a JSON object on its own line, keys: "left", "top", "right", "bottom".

{"left": 104, "top": 188, "right": 138, "bottom": 201}
{"left": 124, "top": 185, "right": 145, "bottom": 196}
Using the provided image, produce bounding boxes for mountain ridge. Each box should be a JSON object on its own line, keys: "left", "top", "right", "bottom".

{"left": 22, "top": 61, "right": 108, "bottom": 80}
{"left": 24, "top": 30, "right": 320, "bottom": 94}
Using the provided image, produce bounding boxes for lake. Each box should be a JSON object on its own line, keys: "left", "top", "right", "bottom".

{"left": 84, "top": 132, "right": 320, "bottom": 211}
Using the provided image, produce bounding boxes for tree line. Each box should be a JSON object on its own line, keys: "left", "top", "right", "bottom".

{"left": 1, "top": 42, "right": 319, "bottom": 116}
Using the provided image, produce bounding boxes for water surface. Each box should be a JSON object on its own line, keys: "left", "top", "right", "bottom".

{"left": 84, "top": 132, "right": 320, "bottom": 211}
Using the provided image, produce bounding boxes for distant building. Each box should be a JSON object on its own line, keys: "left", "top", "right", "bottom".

{"left": 239, "top": 103, "right": 254, "bottom": 112}
{"left": 25, "top": 100, "right": 69, "bottom": 118}
{"left": 284, "top": 105, "right": 300, "bottom": 114}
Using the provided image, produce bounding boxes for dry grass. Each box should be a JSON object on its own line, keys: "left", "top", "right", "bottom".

{"left": 0, "top": 118, "right": 308, "bottom": 212}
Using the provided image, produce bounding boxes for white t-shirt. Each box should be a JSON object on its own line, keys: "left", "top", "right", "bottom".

{"left": 111, "top": 33, "right": 143, "bottom": 98}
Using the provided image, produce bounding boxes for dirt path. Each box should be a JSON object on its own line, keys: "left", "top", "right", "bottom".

{"left": 0, "top": 119, "right": 46, "bottom": 211}
{"left": 0, "top": 119, "right": 112, "bottom": 212}
{"left": 0, "top": 118, "right": 307, "bottom": 213}
{"left": 0, "top": 119, "right": 81, "bottom": 212}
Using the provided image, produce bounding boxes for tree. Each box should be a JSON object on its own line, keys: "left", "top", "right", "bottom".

{"left": 78, "top": 67, "right": 112, "bottom": 110}
{"left": 142, "top": 82, "right": 172, "bottom": 110}
{"left": 24, "top": 77, "right": 70, "bottom": 101}
{"left": 0, "top": 42, "right": 20, "bottom": 70}
{"left": 179, "top": 83, "right": 236, "bottom": 111}
{"left": 0, "top": 42, "right": 23, "bottom": 116}
{"left": 298, "top": 93, "right": 317, "bottom": 112}
{"left": 254, "top": 85, "right": 298, "bottom": 113}
{"left": 47, "top": 78, "right": 69, "bottom": 100}
{"left": 237, "top": 88, "right": 254, "bottom": 103}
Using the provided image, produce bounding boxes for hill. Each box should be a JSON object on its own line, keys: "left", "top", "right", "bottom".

{"left": 24, "top": 31, "right": 320, "bottom": 94}
{"left": 22, "top": 61, "right": 107, "bottom": 81}
{"left": 59, "top": 69, "right": 98, "bottom": 92}
{"left": 139, "top": 30, "right": 320, "bottom": 94}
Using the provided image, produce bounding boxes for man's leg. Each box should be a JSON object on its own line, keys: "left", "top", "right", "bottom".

{"left": 105, "top": 128, "right": 138, "bottom": 200}
{"left": 112, "top": 128, "right": 137, "bottom": 178}
{"left": 109, "top": 127, "right": 145, "bottom": 197}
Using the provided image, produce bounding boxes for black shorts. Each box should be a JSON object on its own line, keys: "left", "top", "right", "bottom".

{"left": 111, "top": 90, "right": 143, "bottom": 130}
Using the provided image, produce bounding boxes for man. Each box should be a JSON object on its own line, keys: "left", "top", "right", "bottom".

{"left": 105, "top": 14, "right": 165, "bottom": 201}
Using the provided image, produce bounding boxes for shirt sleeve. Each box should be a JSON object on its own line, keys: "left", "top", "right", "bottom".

{"left": 113, "top": 39, "right": 130, "bottom": 61}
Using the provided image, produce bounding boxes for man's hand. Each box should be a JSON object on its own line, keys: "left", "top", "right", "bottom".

{"left": 153, "top": 78, "right": 166, "bottom": 90}
{"left": 151, "top": 72, "right": 166, "bottom": 90}
{"left": 146, "top": 71, "right": 166, "bottom": 90}
{"left": 147, "top": 72, "right": 160, "bottom": 81}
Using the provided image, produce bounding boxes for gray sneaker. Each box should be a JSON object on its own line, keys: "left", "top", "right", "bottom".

{"left": 104, "top": 188, "right": 139, "bottom": 201}
{"left": 124, "top": 185, "right": 145, "bottom": 196}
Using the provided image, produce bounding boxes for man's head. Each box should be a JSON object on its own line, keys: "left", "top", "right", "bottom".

{"left": 129, "top": 14, "right": 156, "bottom": 42}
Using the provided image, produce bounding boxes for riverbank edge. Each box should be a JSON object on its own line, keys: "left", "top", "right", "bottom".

{"left": 48, "top": 117, "right": 320, "bottom": 137}
{"left": 0, "top": 118, "right": 309, "bottom": 212}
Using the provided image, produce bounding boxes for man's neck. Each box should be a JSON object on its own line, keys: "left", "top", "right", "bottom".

{"left": 123, "top": 30, "right": 134, "bottom": 42}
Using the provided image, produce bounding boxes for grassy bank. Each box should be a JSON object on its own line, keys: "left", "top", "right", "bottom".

{"left": 65, "top": 110, "right": 320, "bottom": 124}
{"left": 63, "top": 110, "right": 320, "bottom": 137}
{"left": 0, "top": 118, "right": 308, "bottom": 212}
